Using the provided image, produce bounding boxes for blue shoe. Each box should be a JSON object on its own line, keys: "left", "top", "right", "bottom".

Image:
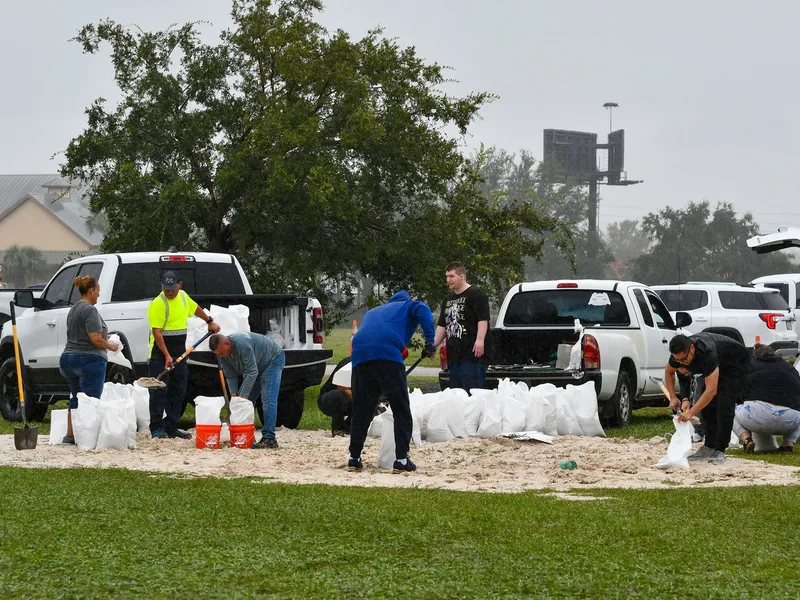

{"left": 167, "top": 429, "right": 192, "bottom": 440}
{"left": 151, "top": 429, "right": 168, "bottom": 439}
{"left": 392, "top": 458, "right": 417, "bottom": 474}
{"left": 347, "top": 457, "right": 363, "bottom": 472}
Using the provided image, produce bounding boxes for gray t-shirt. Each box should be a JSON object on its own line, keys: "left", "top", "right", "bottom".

{"left": 64, "top": 301, "right": 108, "bottom": 358}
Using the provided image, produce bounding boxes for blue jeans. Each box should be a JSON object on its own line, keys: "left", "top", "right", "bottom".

{"left": 148, "top": 356, "right": 188, "bottom": 433}
{"left": 448, "top": 362, "right": 487, "bottom": 392}
{"left": 248, "top": 352, "right": 285, "bottom": 440}
{"left": 59, "top": 353, "right": 107, "bottom": 409}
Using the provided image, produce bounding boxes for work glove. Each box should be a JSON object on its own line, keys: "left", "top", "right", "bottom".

{"left": 422, "top": 343, "right": 436, "bottom": 359}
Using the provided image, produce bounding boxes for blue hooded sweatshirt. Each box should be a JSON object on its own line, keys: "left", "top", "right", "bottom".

{"left": 351, "top": 290, "right": 436, "bottom": 368}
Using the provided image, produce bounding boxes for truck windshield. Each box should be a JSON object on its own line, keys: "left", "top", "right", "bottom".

{"left": 111, "top": 262, "right": 246, "bottom": 302}
{"left": 504, "top": 290, "right": 630, "bottom": 326}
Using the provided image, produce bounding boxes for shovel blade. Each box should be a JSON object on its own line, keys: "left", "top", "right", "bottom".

{"left": 14, "top": 426, "right": 39, "bottom": 450}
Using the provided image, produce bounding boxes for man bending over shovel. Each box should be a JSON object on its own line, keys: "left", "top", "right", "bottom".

{"left": 147, "top": 271, "right": 219, "bottom": 439}
{"left": 210, "top": 332, "right": 285, "bottom": 449}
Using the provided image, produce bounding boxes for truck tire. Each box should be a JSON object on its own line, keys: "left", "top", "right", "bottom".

{"left": 106, "top": 364, "right": 134, "bottom": 385}
{"left": 0, "top": 357, "right": 38, "bottom": 422}
{"left": 278, "top": 388, "right": 305, "bottom": 430}
{"left": 607, "top": 371, "right": 633, "bottom": 427}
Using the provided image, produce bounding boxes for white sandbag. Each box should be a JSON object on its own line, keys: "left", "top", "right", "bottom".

{"left": 96, "top": 400, "right": 129, "bottom": 450}
{"left": 120, "top": 397, "right": 137, "bottom": 449}
{"left": 729, "top": 431, "right": 742, "bottom": 449}
{"left": 514, "top": 381, "right": 529, "bottom": 397}
{"left": 408, "top": 391, "right": 425, "bottom": 447}
{"left": 426, "top": 398, "right": 454, "bottom": 443}
{"left": 441, "top": 390, "right": 469, "bottom": 438}
{"left": 229, "top": 396, "right": 255, "bottom": 425}
{"left": 502, "top": 395, "right": 527, "bottom": 434}
{"left": 74, "top": 394, "right": 101, "bottom": 450}
{"left": 367, "top": 413, "right": 383, "bottom": 437}
{"left": 416, "top": 391, "right": 440, "bottom": 440}
{"left": 656, "top": 417, "right": 693, "bottom": 469}
{"left": 568, "top": 319, "right": 584, "bottom": 370}
{"left": 540, "top": 394, "right": 559, "bottom": 437}
{"left": 106, "top": 334, "right": 132, "bottom": 370}
{"left": 464, "top": 394, "right": 486, "bottom": 436}
{"left": 229, "top": 304, "right": 251, "bottom": 333}
{"left": 194, "top": 396, "right": 225, "bottom": 426}
{"left": 378, "top": 410, "right": 396, "bottom": 470}
{"left": 477, "top": 396, "right": 504, "bottom": 438}
{"left": 332, "top": 362, "right": 352, "bottom": 388}
{"left": 131, "top": 383, "right": 151, "bottom": 432}
{"left": 221, "top": 423, "right": 231, "bottom": 445}
{"left": 49, "top": 409, "right": 69, "bottom": 445}
{"left": 525, "top": 395, "right": 547, "bottom": 433}
{"left": 555, "top": 390, "right": 583, "bottom": 436}
{"left": 567, "top": 382, "right": 605, "bottom": 437}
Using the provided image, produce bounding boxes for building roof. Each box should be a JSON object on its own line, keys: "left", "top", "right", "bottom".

{"left": 0, "top": 174, "right": 103, "bottom": 246}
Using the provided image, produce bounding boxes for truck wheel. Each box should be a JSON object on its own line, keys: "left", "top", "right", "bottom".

{"left": 607, "top": 371, "right": 633, "bottom": 427}
{"left": 0, "top": 357, "right": 38, "bottom": 422}
{"left": 278, "top": 389, "right": 305, "bottom": 430}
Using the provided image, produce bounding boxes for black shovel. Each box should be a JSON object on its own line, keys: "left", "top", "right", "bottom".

{"left": 10, "top": 302, "right": 38, "bottom": 450}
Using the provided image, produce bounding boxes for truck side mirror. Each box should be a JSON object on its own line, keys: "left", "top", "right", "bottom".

{"left": 13, "top": 290, "right": 34, "bottom": 308}
{"left": 675, "top": 311, "right": 693, "bottom": 328}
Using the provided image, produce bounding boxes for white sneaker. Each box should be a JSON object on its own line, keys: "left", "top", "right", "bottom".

{"left": 687, "top": 446, "right": 714, "bottom": 462}
{"left": 709, "top": 450, "right": 726, "bottom": 465}
{"left": 691, "top": 432, "right": 704, "bottom": 443}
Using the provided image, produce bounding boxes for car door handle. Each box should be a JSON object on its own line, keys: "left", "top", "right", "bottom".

{"left": 47, "top": 320, "right": 56, "bottom": 327}
{"left": 695, "top": 317, "right": 708, "bottom": 322}
{"left": 662, "top": 338, "right": 668, "bottom": 344}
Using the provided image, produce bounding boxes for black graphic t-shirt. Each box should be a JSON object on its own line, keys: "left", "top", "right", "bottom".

{"left": 437, "top": 286, "right": 490, "bottom": 364}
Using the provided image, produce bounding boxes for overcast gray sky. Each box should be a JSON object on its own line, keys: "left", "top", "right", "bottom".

{"left": 1, "top": 0, "right": 798, "bottom": 232}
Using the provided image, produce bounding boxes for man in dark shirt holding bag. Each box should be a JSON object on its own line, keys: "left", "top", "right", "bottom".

{"left": 434, "top": 262, "right": 490, "bottom": 392}
{"left": 664, "top": 332, "right": 750, "bottom": 465}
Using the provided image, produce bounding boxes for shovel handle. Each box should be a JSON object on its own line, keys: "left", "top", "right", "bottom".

{"left": 156, "top": 330, "right": 214, "bottom": 381}
{"left": 9, "top": 302, "right": 26, "bottom": 414}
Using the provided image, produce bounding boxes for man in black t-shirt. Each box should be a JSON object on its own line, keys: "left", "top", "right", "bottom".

{"left": 433, "top": 262, "right": 490, "bottom": 392}
{"left": 664, "top": 332, "right": 750, "bottom": 465}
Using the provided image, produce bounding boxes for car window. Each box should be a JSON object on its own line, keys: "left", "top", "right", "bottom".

{"left": 655, "top": 289, "right": 708, "bottom": 311}
{"left": 762, "top": 283, "right": 789, "bottom": 306}
{"left": 110, "top": 261, "right": 246, "bottom": 302}
{"left": 632, "top": 289, "right": 654, "bottom": 327}
{"left": 719, "top": 290, "right": 788, "bottom": 310}
{"left": 68, "top": 262, "right": 104, "bottom": 305}
{"left": 42, "top": 265, "right": 79, "bottom": 308}
{"left": 503, "top": 289, "right": 630, "bottom": 326}
{"left": 645, "top": 291, "right": 676, "bottom": 330}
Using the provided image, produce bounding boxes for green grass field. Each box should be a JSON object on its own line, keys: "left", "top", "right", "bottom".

{"left": 0, "top": 467, "right": 798, "bottom": 598}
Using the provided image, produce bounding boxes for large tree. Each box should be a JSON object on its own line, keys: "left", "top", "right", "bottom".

{"left": 605, "top": 219, "right": 651, "bottom": 279}
{"left": 631, "top": 201, "right": 795, "bottom": 284}
{"left": 62, "top": 0, "right": 573, "bottom": 323}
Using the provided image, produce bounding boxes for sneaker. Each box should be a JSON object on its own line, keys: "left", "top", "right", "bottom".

{"left": 252, "top": 437, "right": 279, "bottom": 449}
{"left": 62, "top": 435, "right": 75, "bottom": 445}
{"left": 709, "top": 450, "right": 726, "bottom": 465}
{"left": 347, "top": 457, "right": 363, "bottom": 472}
{"left": 742, "top": 437, "right": 755, "bottom": 454}
{"left": 167, "top": 429, "right": 192, "bottom": 440}
{"left": 778, "top": 445, "right": 794, "bottom": 453}
{"left": 151, "top": 429, "right": 168, "bottom": 439}
{"left": 331, "top": 429, "right": 348, "bottom": 438}
{"left": 687, "top": 446, "right": 714, "bottom": 462}
{"left": 392, "top": 458, "right": 417, "bottom": 474}
{"left": 691, "top": 432, "right": 704, "bottom": 444}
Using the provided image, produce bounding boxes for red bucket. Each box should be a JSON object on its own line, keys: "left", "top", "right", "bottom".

{"left": 229, "top": 424, "right": 255, "bottom": 449}
{"left": 195, "top": 424, "right": 222, "bottom": 449}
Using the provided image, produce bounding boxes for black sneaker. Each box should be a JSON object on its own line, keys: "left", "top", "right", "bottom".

{"left": 347, "top": 457, "right": 363, "bottom": 472}
{"left": 167, "top": 429, "right": 192, "bottom": 440}
{"left": 62, "top": 435, "right": 75, "bottom": 445}
{"left": 392, "top": 458, "right": 417, "bottom": 474}
{"left": 778, "top": 445, "right": 794, "bottom": 453}
{"left": 252, "top": 437, "right": 279, "bottom": 449}
{"left": 332, "top": 428, "right": 348, "bottom": 438}
{"left": 151, "top": 429, "right": 168, "bottom": 439}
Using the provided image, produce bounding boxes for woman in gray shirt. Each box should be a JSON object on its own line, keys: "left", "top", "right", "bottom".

{"left": 58, "top": 275, "right": 119, "bottom": 444}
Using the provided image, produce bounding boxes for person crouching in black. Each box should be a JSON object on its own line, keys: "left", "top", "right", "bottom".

{"left": 318, "top": 357, "right": 353, "bottom": 437}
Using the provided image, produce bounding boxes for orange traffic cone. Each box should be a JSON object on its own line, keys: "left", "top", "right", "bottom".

{"left": 349, "top": 320, "right": 358, "bottom": 355}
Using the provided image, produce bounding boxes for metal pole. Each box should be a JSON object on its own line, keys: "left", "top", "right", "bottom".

{"left": 588, "top": 177, "right": 598, "bottom": 271}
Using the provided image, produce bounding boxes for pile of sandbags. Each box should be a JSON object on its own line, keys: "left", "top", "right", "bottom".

{"left": 368, "top": 378, "right": 605, "bottom": 457}
{"left": 186, "top": 304, "right": 251, "bottom": 351}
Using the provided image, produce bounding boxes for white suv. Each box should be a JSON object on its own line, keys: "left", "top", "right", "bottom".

{"left": 652, "top": 282, "right": 798, "bottom": 357}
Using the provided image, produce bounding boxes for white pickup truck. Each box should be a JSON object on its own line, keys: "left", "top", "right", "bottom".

{"left": 0, "top": 288, "right": 43, "bottom": 331}
{"left": 438, "top": 280, "right": 694, "bottom": 426}
{"left": 0, "top": 250, "right": 331, "bottom": 426}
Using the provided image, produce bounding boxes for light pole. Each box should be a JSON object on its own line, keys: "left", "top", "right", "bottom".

{"left": 603, "top": 102, "right": 618, "bottom": 134}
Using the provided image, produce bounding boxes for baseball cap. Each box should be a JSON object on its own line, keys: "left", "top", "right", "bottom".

{"left": 161, "top": 270, "right": 180, "bottom": 290}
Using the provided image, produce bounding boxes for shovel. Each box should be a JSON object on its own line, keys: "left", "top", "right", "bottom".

{"left": 136, "top": 331, "right": 214, "bottom": 389}
{"left": 218, "top": 361, "right": 231, "bottom": 424}
{"left": 10, "top": 302, "right": 38, "bottom": 450}
{"left": 649, "top": 375, "right": 700, "bottom": 424}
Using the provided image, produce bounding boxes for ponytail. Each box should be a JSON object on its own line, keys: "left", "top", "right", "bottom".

{"left": 74, "top": 275, "right": 98, "bottom": 296}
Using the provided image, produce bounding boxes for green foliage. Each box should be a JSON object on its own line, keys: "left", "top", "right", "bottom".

{"left": 632, "top": 201, "right": 796, "bottom": 284}
{"left": 605, "top": 219, "right": 651, "bottom": 279}
{"left": 1, "top": 467, "right": 799, "bottom": 597}
{"left": 0, "top": 245, "right": 47, "bottom": 287}
{"left": 61, "top": 0, "right": 573, "bottom": 325}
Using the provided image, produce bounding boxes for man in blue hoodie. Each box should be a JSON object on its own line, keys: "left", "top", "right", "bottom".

{"left": 347, "top": 290, "right": 436, "bottom": 474}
